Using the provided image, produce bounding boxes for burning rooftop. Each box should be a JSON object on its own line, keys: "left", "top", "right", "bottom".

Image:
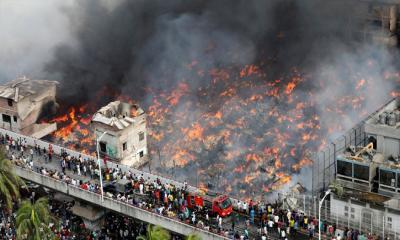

{"left": 0, "top": 77, "right": 58, "bottom": 138}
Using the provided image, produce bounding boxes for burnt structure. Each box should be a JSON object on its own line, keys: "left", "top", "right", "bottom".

{"left": 91, "top": 101, "right": 148, "bottom": 167}
{"left": 0, "top": 77, "right": 58, "bottom": 138}
{"left": 352, "top": 0, "right": 400, "bottom": 46}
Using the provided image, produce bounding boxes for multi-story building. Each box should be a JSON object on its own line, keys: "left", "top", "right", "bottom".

{"left": 0, "top": 77, "right": 58, "bottom": 138}
{"left": 312, "top": 97, "right": 400, "bottom": 238}
{"left": 91, "top": 101, "right": 148, "bottom": 167}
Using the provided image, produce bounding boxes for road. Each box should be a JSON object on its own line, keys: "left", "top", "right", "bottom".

{"left": 2, "top": 128, "right": 313, "bottom": 240}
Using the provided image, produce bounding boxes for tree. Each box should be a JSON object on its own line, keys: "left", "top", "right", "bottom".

{"left": 136, "top": 225, "right": 171, "bottom": 240}
{"left": 0, "top": 148, "right": 25, "bottom": 210}
{"left": 16, "top": 197, "right": 55, "bottom": 240}
{"left": 328, "top": 180, "right": 344, "bottom": 197}
{"left": 186, "top": 233, "right": 202, "bottom": 240}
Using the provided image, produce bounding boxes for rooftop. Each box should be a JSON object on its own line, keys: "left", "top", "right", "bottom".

{"left": 91, "top": 101, "right": 144, "bottom": 130}
{"left": 0, "top": 77, "right": 58, "bottom": 102}
{"left": 365, "top": 98, "right": 400, "bottom": 129}
{"left": 337, "top": 143, "right": 384, "bottom": 165}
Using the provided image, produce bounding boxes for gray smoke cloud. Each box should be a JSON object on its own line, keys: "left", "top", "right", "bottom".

{"left": 0, "top": 0, "right": 76, "bottom": 82}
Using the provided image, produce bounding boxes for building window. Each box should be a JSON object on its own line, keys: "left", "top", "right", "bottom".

{"left": 139, "top": 132, "right": 144, "bottom": 141}
{"left": 13, "top": 116, "right": 17, "bottom": 122}
{"left": 7, "top": 99, "right": 13, "bottom": 107}
{"left": 139, "top": 151, "right": 144, "bottom": 158}
{"left": 344, "top": 206, "right": 349, "bottom": 217}
{"left": 2, "top": 114, "right": 11, "bottom": 123}
{"left": 99, "top": 142, "right": 107, "bottom": 153}
{"left": 123, "top": 142, "right": 127, "bottom": 151}
{"left": 387, "top": 217, "right": 393, "bottom": 229}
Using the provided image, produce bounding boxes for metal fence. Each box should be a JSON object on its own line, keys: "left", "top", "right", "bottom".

{"left": 311, "top": 122, "right": 367, "bottom": 194}
{"left": 311, "top": 98, "right": 398, "bottom": 194}
{"left": 279, "top": 192, "right": 400, "bottom": 240}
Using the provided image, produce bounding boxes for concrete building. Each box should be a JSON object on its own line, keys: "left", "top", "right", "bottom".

{"left": 328, "top": 98, "right": 400, "bottom": 237}
{"left": 352, "top": 1, "right": 400, "bottom": 47}
{"left": 91, "top": 101, "right": 148, "bottom": 167}
{"left": 0, "top": 77, "right": 58, "bottom": 138}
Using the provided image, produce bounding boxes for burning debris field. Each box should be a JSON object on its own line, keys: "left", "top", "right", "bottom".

{"left": 42, "top": 61, "right": 400, "bottom": 199}
{"left": 3, "top": 0, "right": 400, "bottom": 199}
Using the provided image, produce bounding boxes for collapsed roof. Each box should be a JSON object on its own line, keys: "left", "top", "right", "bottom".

{"left": 91, "top": 101, "right": 144, "bottom": 130}
{"left": 0, "top": 77, "right": 58, "bottom": 102}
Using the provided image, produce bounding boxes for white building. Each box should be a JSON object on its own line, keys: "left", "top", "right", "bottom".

{"left": 0, "top": 77, "right": 58, "bottom": 138}
{"left": 331, "top": 97, "right": 400, "bottom": 238}
{"left": 91, "top": 101, "right": 148, "bottom": 167}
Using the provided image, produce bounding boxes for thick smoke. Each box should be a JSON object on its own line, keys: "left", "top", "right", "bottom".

{"left": 1, "top": 0, "right": 399, "bottom": 198}
{"left": 42, "top": 0, "right": 364, "bottom": 102}
{"left": 0, "top": 0, "right": 76, "bottom": 82}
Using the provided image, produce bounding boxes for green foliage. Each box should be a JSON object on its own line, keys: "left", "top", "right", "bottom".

{"left": 0, "top": 148, "right": 25, "bottom": 210}
{"left": 136, "top": 225, "right": 171, "bottom": 240}
{"left": 329, "top": 180, "right": 344, "bottom": 197}
{"left": 186, "top": 233, "right": 202, "bottom": 240}
{"left": 16, "top": 197, "right": 55, "bottom": 240}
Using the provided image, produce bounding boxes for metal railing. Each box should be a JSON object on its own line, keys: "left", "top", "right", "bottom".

{"left": 279, "top": 192, "right": 400, "bottom": 240}
{"left": 13, "top": 165, "right": 228, "bottom": 240}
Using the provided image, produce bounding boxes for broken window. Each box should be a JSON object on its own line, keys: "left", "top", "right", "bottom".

{"left": 2, "top": 114, "right": 11, "bottom": 123}
{"left": 7, "top": 99, "right": 12, "bottom": 107}
{"left": 13, "top": 116, "right": 17, "bottom": 122}
{"left": 99, "top": 142, "right": 107, "bottom": 153}
{"left": 139, "top": 132, "right": 144, "bottom": 141}
{"left": 123, "top": 142, "right": 127, "bottom": 151}
{"left": 139, "top": 151, "right": 144, "bottom": 158}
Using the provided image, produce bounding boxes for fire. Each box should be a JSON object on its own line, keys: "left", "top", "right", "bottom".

{"left": 292, "top": 158, "right": 313, "bottom": 171}
{"left": 355, "top": 79, "right": 366, "bottom": 90}
{"left": 285, "top": 82, "right": 296, "bottom": 95}
{"left": 167, "top": 82, "right": 189, "bottom": 106}
{"left": 182, "top": 123, "right": 204, "bottom": 141}
{"left": 42, "top": 57, "right": 400, "bottom": 200}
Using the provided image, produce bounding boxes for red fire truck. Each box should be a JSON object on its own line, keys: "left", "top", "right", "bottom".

{"left": 186, "top": 192, "right": 233, "bottom": 217}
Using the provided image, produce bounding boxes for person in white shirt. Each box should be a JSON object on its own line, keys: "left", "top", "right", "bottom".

{"left": 139, "top": 183, "right": 144, "bottom": 194}
{"left": 242, "top": 202, "right": 248, "bottom": 213}
{"left": 281, "top": 228, "right": 286, "bottom": 239}
{"left": 191, "top": 213, "right": 196, "bottom": 224}
{"left": 237, "top": 201, "right": 242, "bottom": 212}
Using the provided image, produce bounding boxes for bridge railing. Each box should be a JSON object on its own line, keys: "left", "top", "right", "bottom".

{"left": 0, "top": 127, "right": 244, "bottom": 207}
{"left": 14, "top": 165, "right": 228, "bottom": 240}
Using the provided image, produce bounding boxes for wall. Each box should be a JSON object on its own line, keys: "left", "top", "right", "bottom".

{"left": 93, "top": 113, "right": 148, "bottom": 166}
{"left": 0, "top": 98, "right": 18, "bottom": 131}
{"left": 331, "top": 197, "right": 400, "bottom": 239}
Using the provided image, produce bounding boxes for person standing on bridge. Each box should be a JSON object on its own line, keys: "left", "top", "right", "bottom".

{"left": 29, "top": 148, "right": 34, "bottom": 161}
{"left": 77, "top": 162, "right": 81, "bottom": 176}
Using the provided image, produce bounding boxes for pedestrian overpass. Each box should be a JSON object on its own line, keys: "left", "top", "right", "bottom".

{"left": 14, "top": 166, "right": 226, "bottom": 240}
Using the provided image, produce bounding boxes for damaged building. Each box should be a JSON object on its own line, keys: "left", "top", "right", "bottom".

{"left": 0, "top": 77, "right": 58, "bottom": 138}
{"left": 91, "top": 101, "right": 148, "bottom": 167}
{"left": 352, "top": 0, "right": 400, "bottom": 47}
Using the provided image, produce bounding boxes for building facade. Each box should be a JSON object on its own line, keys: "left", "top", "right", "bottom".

{"left": 91, "top": 101, "right": 148, "bottom": 167}
{"left": 317, "top": 97, "right": 400, "bottom": 238}
{"left": 0, "top": 77, "right": 58, "bottom": 138}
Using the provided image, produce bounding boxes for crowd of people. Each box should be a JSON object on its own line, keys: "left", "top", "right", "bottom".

{"left": 0, "top": 133, "right": 386, "bottom": 240}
